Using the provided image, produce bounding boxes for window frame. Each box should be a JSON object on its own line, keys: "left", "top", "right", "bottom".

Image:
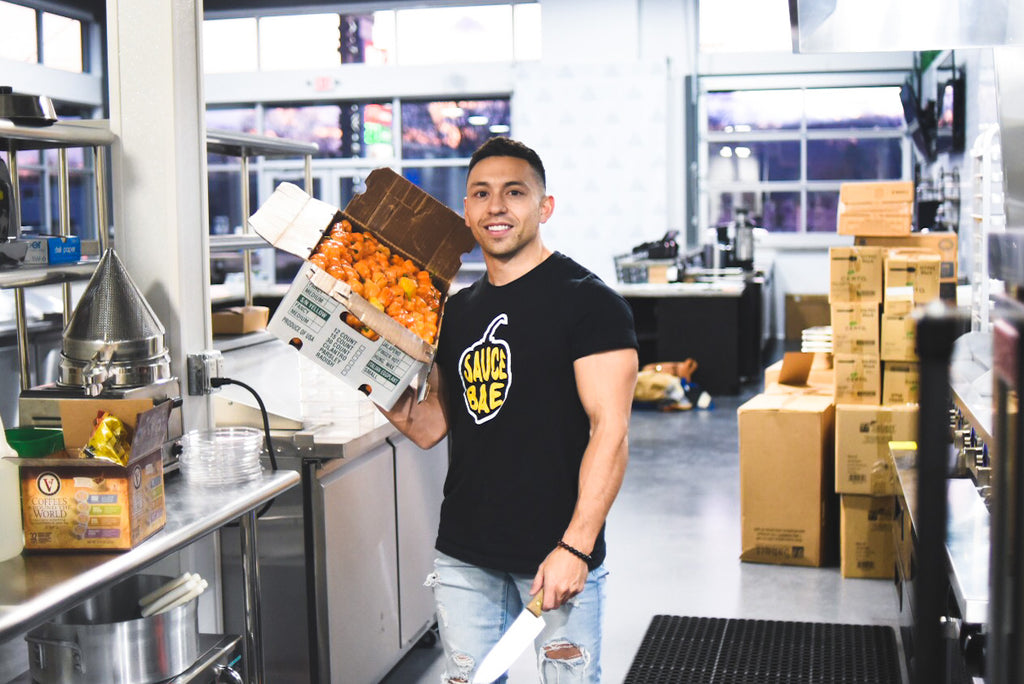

{"left": 697, "top": 73, "right": 913, "bottom": 236}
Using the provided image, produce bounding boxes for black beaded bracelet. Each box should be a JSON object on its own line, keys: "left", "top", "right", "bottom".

{"left": 557, "top": 540, "right": 593, "bottom": 564}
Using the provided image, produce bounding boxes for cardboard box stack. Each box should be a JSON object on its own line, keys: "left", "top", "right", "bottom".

{"left": 827, "top": 180, "right": 937, "bottom": 578}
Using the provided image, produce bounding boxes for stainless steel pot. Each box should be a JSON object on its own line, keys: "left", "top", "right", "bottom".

{"left": 26, "top": 574, "right": 200, "bottom": 684}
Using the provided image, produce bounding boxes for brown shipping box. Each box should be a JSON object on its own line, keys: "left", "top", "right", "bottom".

{"left": 882, "top": 361, "right": 919, "bottom": 405}
{"left": 839, "top": 181, "right": 915, "bottom": 206}
{"left": 833, "top": 353, "right": 881, "bottom": 405}
{"left": 835, "top": 404, "right": 917, "bottom": 495}
{"left": 785, "top": 294, "right": 831, "bottom": 341}
{"left": 881, "top": 300, "right": 917, "bottom": 361}
{"left": 840, "top": 494, "right": 896, "bottom": 579}
{"left": 250, "top": 170, "right": 477, "bottom": 410}
{"left": 829, "top": 247, "right": 884, "bottom": 303}
{"left": 15, "top": 399, "right": 171, "bottom": 551}
{"left": 763, "top": 352, "right": 834, "bottom": 389}
{"left": 830, "top": 302, "right": 880, "bottom": 356}
{"left": 883, "top": 249, "right": 942, "bottom": 305}
{"left": 837, "top": 206, "right": 913, "bottom": 237}
{"left": 855, "top": 232, "right": 958, "bottom": 302}
{"left": 212, "top": 305, "right": 270, "bottom": 335}
{"left": 739, "top": 392, "right": 836, "bottom": 567}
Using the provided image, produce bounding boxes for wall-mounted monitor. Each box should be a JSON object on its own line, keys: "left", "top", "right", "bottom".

{"left": 900, "top": 78, "right": 936, "bottom": 164}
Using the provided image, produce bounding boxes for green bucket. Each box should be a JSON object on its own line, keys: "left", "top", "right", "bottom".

{"left": 5, "top": 428, "right": 65, "bottom": 458}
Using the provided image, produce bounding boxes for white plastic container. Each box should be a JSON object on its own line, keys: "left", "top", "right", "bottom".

{"left": 0, "top": 414, "right": 25, "bottom": 561}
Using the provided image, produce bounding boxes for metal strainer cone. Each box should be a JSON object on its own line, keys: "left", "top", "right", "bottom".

{"left": 58, "top": 248, "right": 171, "bottom": 390}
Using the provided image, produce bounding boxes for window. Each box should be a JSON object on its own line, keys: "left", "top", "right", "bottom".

{"left": 202, "top": 3, "right": 540, "bottom": 73}
{"left": 0, "top": 3, "right": 83, "bottom": 72}
{"left": 701, "top": 86, "right": 907, "bottom": 233}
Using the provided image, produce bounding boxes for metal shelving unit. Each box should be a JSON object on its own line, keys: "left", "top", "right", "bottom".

{"left": 205, "top": 129, "right": 316, "bottom": 307}
{"left": 0, "top": 120, "right": 115, "bottom": 391}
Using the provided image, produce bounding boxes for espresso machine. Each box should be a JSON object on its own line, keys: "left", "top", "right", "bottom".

{"left": 18, "top": 248, "right": 183, "bottom": 461}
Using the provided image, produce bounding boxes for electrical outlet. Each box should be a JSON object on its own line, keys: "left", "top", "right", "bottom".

{"left": 187, "top": 350, "right": 224, "bottom": 395}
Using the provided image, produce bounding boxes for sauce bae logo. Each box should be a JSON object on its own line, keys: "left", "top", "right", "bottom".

{"left": 459, "top": 314, "right": 511, "bottom": 424}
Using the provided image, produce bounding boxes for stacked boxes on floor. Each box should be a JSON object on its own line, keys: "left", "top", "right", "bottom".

{"left": 831, "top": 181, "right": 938, "bottom": 579}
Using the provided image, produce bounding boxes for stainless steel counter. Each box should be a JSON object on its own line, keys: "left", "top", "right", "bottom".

{"left": 0, "top": 469, "right": 299, "bottom": 641}
{"left": 891, "top": 449, "right": 990, "bottom": 625}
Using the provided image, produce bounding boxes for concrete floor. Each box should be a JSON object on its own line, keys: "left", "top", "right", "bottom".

{"left": 381, "top": 363, "right": 906, "bottom": 683}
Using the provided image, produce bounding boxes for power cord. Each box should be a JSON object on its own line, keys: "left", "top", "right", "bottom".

{"left": 209, "top": 376, "right": 279, "bottom": 521}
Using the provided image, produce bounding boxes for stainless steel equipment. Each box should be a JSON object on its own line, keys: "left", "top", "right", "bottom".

{"left": 0, "top": 86, "right": 57, "bottom": 127}
{"left": 25, "top": 574, "right": 200, "bottom": 684}
{"left": 57, "top": 248, "right": 171, "bottom": 395}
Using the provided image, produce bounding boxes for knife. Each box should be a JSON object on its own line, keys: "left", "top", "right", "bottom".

{"left": 472, "top": 590, "right": 545, "bottom": 684}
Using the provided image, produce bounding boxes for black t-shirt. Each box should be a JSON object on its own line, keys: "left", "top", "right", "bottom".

{"left": 434, "top": 252, "right": 638, "bottom": 573}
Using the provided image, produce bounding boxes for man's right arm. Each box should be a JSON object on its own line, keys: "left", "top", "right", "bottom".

{"left": 377, "top": 363, "right": 449, "bottom": 449}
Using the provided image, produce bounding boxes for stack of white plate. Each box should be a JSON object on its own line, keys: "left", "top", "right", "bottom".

{"left": 180, "top": 427, "right": 264, "bottom": 486}
{"left": 801, "top": 326, "right": 833, "bottom": 354}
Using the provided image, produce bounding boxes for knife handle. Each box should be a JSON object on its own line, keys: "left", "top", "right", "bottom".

{"left": 526, "top": 590, "right": 544, "bottom": 617}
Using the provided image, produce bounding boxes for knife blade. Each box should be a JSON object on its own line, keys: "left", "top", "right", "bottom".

{"left": 472, "top": 590, "right": 545, "bottom": 684}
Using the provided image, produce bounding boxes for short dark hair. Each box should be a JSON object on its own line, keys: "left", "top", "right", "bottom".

{"left": 468, "top": 137, "right": 546, "bottom": 189}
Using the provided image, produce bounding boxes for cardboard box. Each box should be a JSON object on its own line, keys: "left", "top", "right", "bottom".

{"left": 785, "top": 294, "right": 831, "bottom": 341}
{"left": 763, "top": 352, "right": 834, "bottom": 389}
{"left": 884, "top": 249, "right": 941, "bottom": 305}
{"left": 839, "top": 181, "right": 915, "bottom": 206}
{"left": 23, "top": 236, "right": 82, "bottom": 265}
{"left": 855, "top": 232, "right": 958, "bottom": 301}
{"left": 840, "top": 494, "right": 896, "bottom": 579}
{"left": 739, "top": 392, "right": 836, "bottom": 567}
{"left": 835, "top": 404, "right": 917, "bottom": 495}
{"left": 250, "top": 169, "right": 476, "bottom": 410}
{"left": 881, "top": 300, "right": 917, "bottom": 361}
{"left": 837, "top": 207, "right": 913, "bottom": 237}
{"left": 829, "top": 246, "right": 884, "bottom": 303}
{"left": 883, "top": 361, "right": 919, "bottom": 405}
{"left": 212, "top": 305, "right": 270, "bottom": 335}
{"left": 830, "top": 302, "right": 879, "bottom": 356}
{"left": 833, "top": 353, "right": 881, "bottom": 405}
{"left": 13, "top": 399, "right": 171, "bottom": 551}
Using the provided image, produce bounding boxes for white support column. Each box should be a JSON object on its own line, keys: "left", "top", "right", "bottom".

{"left": 105, "top": 0, "right": 212, "bottom": 433}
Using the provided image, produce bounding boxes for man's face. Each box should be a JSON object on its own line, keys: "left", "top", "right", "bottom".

{"left": 463, "top": 156, "right": 553, "bottom": 261}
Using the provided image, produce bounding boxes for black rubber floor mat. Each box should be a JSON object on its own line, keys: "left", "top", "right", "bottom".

{"left": 624, "top": 615, "right": 902, "bottom": 684}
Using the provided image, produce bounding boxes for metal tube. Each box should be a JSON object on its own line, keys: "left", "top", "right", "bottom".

{"left": 239, "top": 509, "right": 264, "bottom": 684}
{"left": 58, "top": 148, "right": 73, "bottom": 321}
{"left": 94, "top": 145, "right": 109, "bottom": 253}
{"left": 14, "top": 288, "right": 30, "bottom": 391}
{"left": 304, "top": 154, "right": 313, "bottom": 195}
{"left": 7, "top": 142, "right": 21, "bottom": 238}
{"left": 240, "top": 151, "right": 253, "bottom": 307}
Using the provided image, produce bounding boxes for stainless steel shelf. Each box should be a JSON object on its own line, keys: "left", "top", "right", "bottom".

{"left": 0, "top": 119, "right": 115, "bottom": 150}
{"left": 0, "top": 261, "right": 97, "bottom": 290}
{"left": 209, "top": 234, "right": 272, "bottom": 254}
{"left": 0, "top": 469, "right": 299, "bottom": 640}
{"left": 206, "top": 128, "right": 318, "bottom": 158}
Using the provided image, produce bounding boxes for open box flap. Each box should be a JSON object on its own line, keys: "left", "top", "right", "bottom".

{"left": 344, "top": 167, "right": 477, "bottom": 285}
{"left": 249, "top": 182, "right": 340, "bottom": 259}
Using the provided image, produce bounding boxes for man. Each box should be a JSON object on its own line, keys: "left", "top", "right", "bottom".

{"left": 381, "top": 137, "right": 638, "bottom": 683}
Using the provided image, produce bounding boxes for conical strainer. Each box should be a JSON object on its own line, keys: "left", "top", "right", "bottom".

{"left": 58, "top": 248, "right": 171, "bottom": 392}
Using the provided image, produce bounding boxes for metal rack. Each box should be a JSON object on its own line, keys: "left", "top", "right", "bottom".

{"left": 204, "top": 129, "right": 316, "bottom": 308}
{"left": 0, "top": 120, "right": 115, "bottom": 392}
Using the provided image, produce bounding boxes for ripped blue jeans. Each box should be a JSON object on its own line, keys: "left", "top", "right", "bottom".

{"left": 425, "top": 551, "right": 607, "bottom": 683}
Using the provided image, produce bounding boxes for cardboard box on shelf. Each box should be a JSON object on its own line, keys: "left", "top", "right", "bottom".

{"left": 883, "top": 361, "right": 919, "bottom": 405}
{"left": 739, "top": 391, "right": 836, "bottom": 567}
{"left": 835, "top": 404, "right": 917, "bottom": 495}
{"left": 13, "top": 399, "right": 171, "bottom": 551}
{"left": 212, "top": 305, "right": 270, "bottom": 335}
{"left": 840, "top": 494, "right": 896, "bottom": 579}
{"left": 249, "top": 169, "right": 477, "bottom": 410}
{"left": 830, "top": 302, "right": 880, "bottom": 356}
{"left": 785, "top": 294, "right": 831, "bottom": 341}
{"left": 855, "top": 232, "right": 958, "bottom": 302}
{"left": 833, "top": 353, "right": 881, "bottom": 405}
{"left": 884, "top": 249, "right": 942, "bottom": 305}
{"left": 829, "top": 246, "right": 884, "bottom": 303}
{"left": 839, "top": 181, "right": 915, "bottom": 206}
